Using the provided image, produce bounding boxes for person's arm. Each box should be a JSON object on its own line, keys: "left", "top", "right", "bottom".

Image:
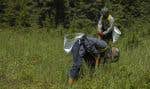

{"left": 97, "top": 16, "right": 105, "bottom": 39}
{"left": 95, "top": 40, "right": 107, "bottom": 67}
{"left": 97, "top": 16, "right": 103, "bottom": 32}
{"left": 90, "top": 45, "right": 101, "bottom": 68}
{"left": 95, "top": 55, "right": 100, "bottom": 68}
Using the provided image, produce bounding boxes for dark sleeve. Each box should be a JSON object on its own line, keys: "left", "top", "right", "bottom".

{"left": 96, "top": 40, "right": 107, "bottom": 49}
{"left": 89, "top": 39, "right": 107, "bottom": 57}
{"left": 84, "top": 37, "right": 101, "bottom": 57}
{"left": 89, "top": 45, "right": 100, "bottom": 57}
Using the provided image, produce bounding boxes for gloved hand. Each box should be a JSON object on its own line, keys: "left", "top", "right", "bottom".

{"left": 97, "top": 32, "right": 104, "bottom": 38}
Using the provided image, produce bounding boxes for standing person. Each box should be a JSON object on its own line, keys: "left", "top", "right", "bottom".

{"left": 97, "top": 7, "right": 114, "bottom": 43}
{"left": 68, "top": 35, "right": 120, "bottom": 85}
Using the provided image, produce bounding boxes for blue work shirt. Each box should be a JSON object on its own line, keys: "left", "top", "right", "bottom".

{"left": 69, "top": 36, "right": 107, "bottom": 79}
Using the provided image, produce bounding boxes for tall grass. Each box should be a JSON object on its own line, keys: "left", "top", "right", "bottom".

{"left": 0, "top": 28, "right": 149, "bottom": 89}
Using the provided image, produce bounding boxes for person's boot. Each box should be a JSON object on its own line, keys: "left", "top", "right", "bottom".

{"left": 68, "top": 77, "right": 75, "bottom": 85}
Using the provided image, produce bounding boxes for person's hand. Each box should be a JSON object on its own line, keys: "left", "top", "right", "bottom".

{"left": 97, "top": 32, "right": 104, "bottom": 38}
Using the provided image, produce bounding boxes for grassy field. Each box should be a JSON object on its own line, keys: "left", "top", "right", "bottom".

{"left": 0, "top": 28, "right": 150, "bottom": 89}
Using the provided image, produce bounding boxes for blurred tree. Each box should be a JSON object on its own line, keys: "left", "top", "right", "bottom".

{"left": 0, "top": 0, "right": 7, "bottom": 25}
{"left": 0, "top": 0, "right": 148, "bottom": 29}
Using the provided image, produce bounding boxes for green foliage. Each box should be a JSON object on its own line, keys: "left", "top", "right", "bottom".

{"left": 70, "top": 18, "right": 93, "bottom": 29}
{"left": 111, "top": 0, "right": 149, "bottom": 27}
{"left": 0, "top": 0, "right": 149, "bottom": 29}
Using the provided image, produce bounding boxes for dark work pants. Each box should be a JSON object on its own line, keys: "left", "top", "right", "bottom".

{"left": 69, "top": 40, "right": 96, "bottom": 79}
{"left": 69, "top": 40, "right": 85, "bottom": 79}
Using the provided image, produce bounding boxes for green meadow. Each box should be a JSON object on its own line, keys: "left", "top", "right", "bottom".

{"left": 0, "top": 26, "right": 149, "bottom": 89}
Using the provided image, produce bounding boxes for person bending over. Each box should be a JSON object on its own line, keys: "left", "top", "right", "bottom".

{"left": 68, "top": 35, "right": 119, "bottom": 85}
